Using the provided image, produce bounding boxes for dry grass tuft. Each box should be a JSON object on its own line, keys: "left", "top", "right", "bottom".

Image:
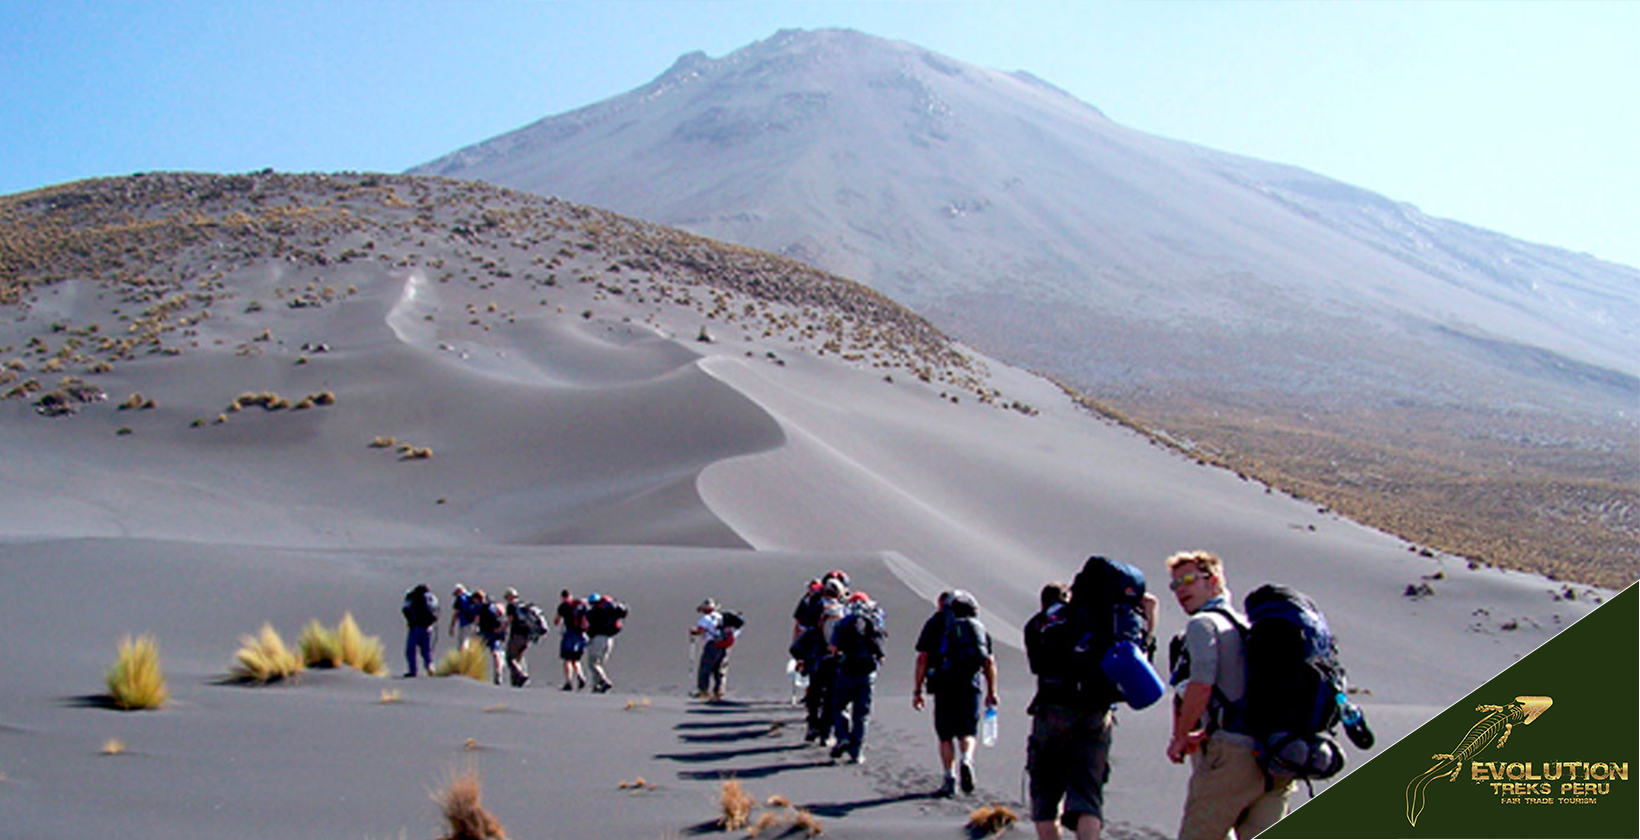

{"left": 337, "top": 613, "right": 385, "bottom": 675}
{"left": 766, "top": 795, "right": 791, "bottom": 809}
{"left": 231, "top": 623, "right": 304, "bottom": 684}
{"left": 299, "top": 619, "right": 340, "bottom": 667}
{"left": 966, "top": 803, "right": 1019, "bottom": 837}
{"left": 380, "top": 689, "right": 403, "bottom": 704}
{"left": 462, "top": 737, "right": 479, "bottom": 752}
{"left": 719, "top": 780, "right": 755, "bottom": 830}
{"left": 617, "top": 777, "right": 651, "bottom": 791}
{"left": 100, "top": 738, "right": 126, "bottom": 756}
{"left": 434, "top": 642, "right": 488, "bottom": 681}
{"left": 299, "top": 614, "right": 385, "bottom": 675}
{"left": 433, "top": 766, "right": 507, "bottom": 840}
{"left": 370, "top": 436, "right": 397, "bottom": 448}
{"left": 747, "top": 811, "right": 782, "bottom": 838}
{"left": 788, "top": 808, "right": 824, "bottom": 837}
{"left": 623, "top": 697, "right": 652, "bottom": 711}
{"left": 106, "top": 635, "right": 168, "bottom": 710}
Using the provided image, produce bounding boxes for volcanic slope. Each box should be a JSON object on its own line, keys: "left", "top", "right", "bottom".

{"left": 0, "top": 171, "right": 1606, "bottom": 839}
{"left": 415, "top": 27, "right": 1640, "bottom": 587}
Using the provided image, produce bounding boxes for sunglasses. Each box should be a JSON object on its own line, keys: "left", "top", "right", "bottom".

{"left": 1169, "top": 571, "right": 1208, "bottom": 592}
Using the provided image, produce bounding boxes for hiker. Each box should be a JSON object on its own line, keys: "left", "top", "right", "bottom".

{"left": 828, "top": 590, "right": 885, "bottom": 764}
{"left": 503, "top": 588, "right": 533, "bottom": 687}
{"left": 554, "top": 589, "right": 590, "bottom": 691}
{"left": 473, "top": 589, "right": 509, "bottom": 686}
{"left": 1024, "top": 558, "right": 1162, "bottom": 840}
{"left": 690, "top": 598, "right": 737, "bottom": 700}
{"left": 912, "top": 589, "right": 999, "bottom": 796}
{"left": 585, "top": 592, "right": 628, "bottom": 693}
{"left": 449, "top": 583, "right": 480, "bottom": 648}
{"left": 791, "top": 572, "right": 846, "bottom": 741}
{"left": 401, "top": 583, "right": 439, "bottom": 677}
{"left": 1165, "top": 550, "right": 1293, "bottom": 840}
{"left": 814, "top": 577, "right": 850, "bottom": 739}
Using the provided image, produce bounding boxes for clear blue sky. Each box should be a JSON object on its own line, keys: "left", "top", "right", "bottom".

{"left": 3, "top": 1, "right": 1636, "bottom": 269}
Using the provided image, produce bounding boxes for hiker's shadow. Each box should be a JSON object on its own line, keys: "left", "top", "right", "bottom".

{"left": 676, "top": 717, "right": 801, "bottom": 731}
{"left": 676, "top": 759, "right": 835, "bottom": 781}
{"left": 805, "top": 790, "right": 939, "bottom": 818}
{"left": 655, "top": 743, "right": 807, "bottom": 764}
{"left": 679, "top": 728, "right": 783, "bottom": 744}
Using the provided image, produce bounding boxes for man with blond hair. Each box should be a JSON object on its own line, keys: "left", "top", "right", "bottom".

{"left": 1165, "top": 550, "right": 1292, "bottom": 840}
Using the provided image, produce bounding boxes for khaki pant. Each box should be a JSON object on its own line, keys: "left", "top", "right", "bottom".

{"left": 1178, "top": 737, "right": 1292, "bottom": 840}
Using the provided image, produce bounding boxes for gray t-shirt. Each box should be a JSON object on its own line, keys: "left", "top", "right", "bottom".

{"left": 1183, "top": 594, "right": 1253, "bottom": 746}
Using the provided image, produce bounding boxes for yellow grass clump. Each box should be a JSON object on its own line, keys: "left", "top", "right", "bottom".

{"left": 338, "top": 613, "right": 385, "bottom": 675}
{"left": 100, "top": 738, "right": 126, "bottom": 756}
{"left": 719, "top": 780, "right": 755, "bottom": 831}
{"left": 433, "top": 766, "right": 507, "bottom": 840}
{"left": 370, "top": 436, "right": 397, "bottom": 448}
{"left": 434, "top": 642, "right": 488, "bottom": 681}
{"left": 106, "top": 635, "right": 168, "bottom": 711}
{"left": 966, "top": 803, "right": 1019, "bottom": 838}
{"left": 231, "top": 623, "right": 304, "bottom": 684}
{"left": 299, "top": 613, "right": 385, "bottom": 675}
{"left": 380, "top": 689, "right": 403, "bottom": 704}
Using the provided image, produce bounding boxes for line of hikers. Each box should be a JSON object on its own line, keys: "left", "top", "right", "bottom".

{"left": 401, "top": 584, "right": 628, "bottom": 692}
{"left": 402, "top": 549, "right": 1375, "bottom": 840}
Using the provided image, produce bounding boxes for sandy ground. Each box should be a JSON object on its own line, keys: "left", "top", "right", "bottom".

{"left": 0, "top": 175, "right": 1609, "bottom": 839}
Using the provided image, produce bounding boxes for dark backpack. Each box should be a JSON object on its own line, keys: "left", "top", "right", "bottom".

{"left": 1027, "top": 556, "right": 1154, "bottom": 709}
{"left": 833, "top": 603, "right": 886, "bottom": 675}
{"left": 518, "top": 602, "right": 550, "bottom": 642}
{"left": 1240, "top": 584, "right": 1351, "bottom": 780}
{"left": 589, "top": 599, "right": 628, "bottom": 636}
{"left": 477, "top": 602, "right": 504, "bottom": 639}
{"left": 402, "top": 587, "right": 438, "bottom": 628}
{"left": 564, "top": 599, "right": 590, "bottom": 634}
{"left": 714, "top": 610, "right": 744, "bottom": 648}
{"left": 932, "top": 597, "right": 987, "bottom": 689}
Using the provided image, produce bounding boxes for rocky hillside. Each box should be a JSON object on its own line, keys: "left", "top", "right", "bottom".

{"left": 0, "top": 171, "right": 1003, "bottom": 408}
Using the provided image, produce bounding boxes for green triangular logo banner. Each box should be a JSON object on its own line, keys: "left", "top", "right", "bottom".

{"left": 1263, "top": 583, "right": 1638, "bottom": 839}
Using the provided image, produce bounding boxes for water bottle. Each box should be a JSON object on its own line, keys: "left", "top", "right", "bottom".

{"left": 981, "top": 706, "right": 999, "bottom": 747}
{"left": 1337, "top": 692, "right": 1376, "bottom": 750}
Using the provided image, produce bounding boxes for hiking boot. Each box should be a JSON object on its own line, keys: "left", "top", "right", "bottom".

{"left": 577, "top": 676, "right": 587, "bottom": 691}
{"left": 804, "top": 727, "right": 823, "bottom": 743}
{"left": 935, "top": 776, "right": 956, "bottom": 798}
{"left": 829, "top": 743, "right": 847, "bottom": 761}
{"left": 959, "top": 760, "right": 976, "bottom": 794}
{"left": 561, "top": 681, "right": 574, "bottom": 692}
{"left": 847, "top": 752, "right": 865, "bottom": 766}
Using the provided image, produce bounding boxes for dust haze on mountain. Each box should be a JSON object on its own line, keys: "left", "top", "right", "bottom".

{"left": 416, "top": 28, "right": 1639, "bottom": 585}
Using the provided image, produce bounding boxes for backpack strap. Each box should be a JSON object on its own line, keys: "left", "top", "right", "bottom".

{"left": 1196, "top": 606, "right": 1248, "bottom": 735}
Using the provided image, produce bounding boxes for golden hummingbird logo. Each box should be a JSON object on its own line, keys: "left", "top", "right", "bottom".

{"left": 1405, "top": 695, "right": 1553, "bottom": 826}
